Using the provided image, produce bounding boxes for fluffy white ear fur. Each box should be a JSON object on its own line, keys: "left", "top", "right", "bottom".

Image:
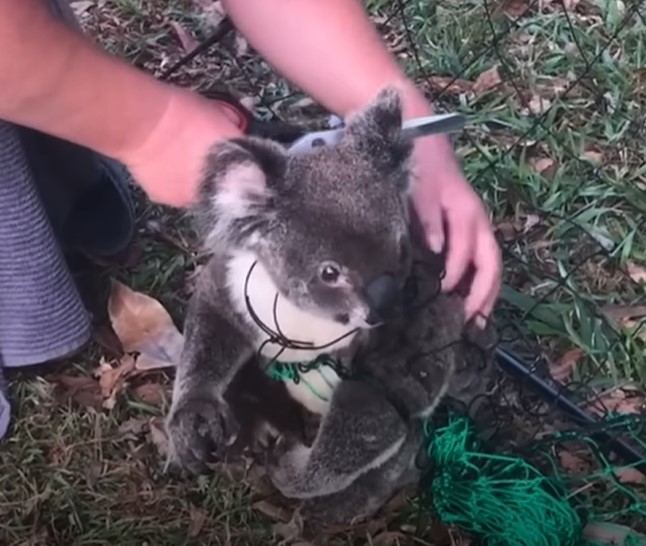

{"left": 211, "top": 158, "right": 268, "bottom": 219}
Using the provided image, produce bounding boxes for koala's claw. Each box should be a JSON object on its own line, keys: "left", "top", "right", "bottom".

{"left": 166, "top": 397, "right": 240, "bottom": 474}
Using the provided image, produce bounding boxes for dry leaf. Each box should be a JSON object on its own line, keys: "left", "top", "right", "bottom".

{"left": 588, "top": 387, "right": 645, "bottom": 416}
{"left": 614, "top": 466, "right": 646, "bottom": 485}
{"left": 253, "top": 500, "right": 292, "bottom": 522}
{"left": 558, "top": 450, "right": 589, "bottom": 474}
{"left": 583, "top": 521, "right": 646, "bottom": 545}
{"left": 194, "top": 0, "right": 226, "bottom": 29}
{"left": 600, "top": 305, "right": 646, "bottom": 343}
{"left": 550, "top": 348, "right": 584, "bottom": 382}
{"left": 96, "top": 355, "right": 136, "bottom": 409}
{"left": 473, "top": 66, "right": 502, "bottom": 96}
{"left": 118, "top": 417, "right": 149, "bottom": 438}
{"left": 235, "top": 33, "right": 249, "bottom": 56}
{"left": 427, "top": 76, "right": 473, "bottom": 96}
{"left": 627, "top": 262, "right": 646, "bottom": 284}
{"left": 523, "top": 214, "right": 540, "bottom": 232}
{"left": 496, "top": 221, "right": 519, "bottom": 242}
{"left": 583, "top": 149, "right": 603, "bottom": 164}
{"left": 188, "top": 505, "right": 207, "bottom": 538}
{"left": 48, "top": 374, "right": 103, "bottom": 410}
{"left": 373, "top": 531, "right": 407, "bottom": 545}
{"left": 562, "top": 0, "right": 581, "bottom": 10}
{"left": 132, "top": 383, "right": 167, "bottom": 406}
{"left": 524, "top": 95, "right": 552, "bottom": 115}
{"left": 272, "top": 510, "right": 303, "bottom": 542}
{"left": 108, "top": 279, "right": 184, "bottom": 370}
{"left": 529, "top": 157, "right": 555, "bottom": 176}
{"left": 502, "top": 0, "right": 531, "bottom": 17}
{"left": 169, "top": 21, "right": 200, "bottom": 54}
{"left": 290, "top": 97, "right": 317, "bottom": 110}
{"left": 238, "top": 96, "right": 257, "bottom": 111}
{"left": 148, "top": 417, "right": 169, "bottom": 458}
{"left": 70, "top": 1, "right": 95, "bottom": 17}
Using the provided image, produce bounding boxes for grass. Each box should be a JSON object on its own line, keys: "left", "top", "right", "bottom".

{"left": 1, "top": 0, "right": 645, "bottom": 544}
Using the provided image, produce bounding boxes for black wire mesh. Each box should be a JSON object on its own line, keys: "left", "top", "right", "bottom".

{"left": 153, "top": 0, "right": 646, "bottom": 541}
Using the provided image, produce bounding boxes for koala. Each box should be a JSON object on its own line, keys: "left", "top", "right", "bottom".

{"left": 263, "top": 221, "right": 498, "bottom": 538}
{"left": 166, "top": 86, "right": 418, "bottom": 475}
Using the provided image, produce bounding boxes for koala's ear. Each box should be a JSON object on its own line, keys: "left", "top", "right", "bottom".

{"left": 343, "top": 86, "right": 412, "bottom": 166}
{"left": 198, "top": 136, "right": 286, "bottom": 219}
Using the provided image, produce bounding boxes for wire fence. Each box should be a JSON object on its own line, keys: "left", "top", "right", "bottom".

{"left": 134, "top": 0, "right": 646, "bottom": 542}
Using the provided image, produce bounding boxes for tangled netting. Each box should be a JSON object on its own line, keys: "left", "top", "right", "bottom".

{"left": 157, "top": 0, "right": 646, "bottom": 543}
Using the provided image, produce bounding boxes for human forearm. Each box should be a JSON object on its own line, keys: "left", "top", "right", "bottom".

{"left": 0, "top": 0, "right": 236, "bottom": 161}
{"left": 223, "top": 0, "right": 462, "bottom": 174}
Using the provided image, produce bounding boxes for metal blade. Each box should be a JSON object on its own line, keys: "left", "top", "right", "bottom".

{"left": 288, "top": 112, "right": 467, "bottom": 154}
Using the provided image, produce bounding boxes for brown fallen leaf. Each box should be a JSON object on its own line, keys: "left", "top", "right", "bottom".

{"left": 588, "top": 387, "right": 645, "bottom": 416}
{"left": 188, "top": 505, "right": 207, "bottom": 538}
{"left": 95, "top": 355, "right": 136, "bottom": 410}
{"left": 235, "top": 33, "right": 249, "bottom": 56}
{"left": 169, "top": 21, "right": 199, "bottom": 54}
{"left": 600, "top": 304, "right": 646, "bottom": 323}
{"left": 272, "top": 509, "right": 304, "bottom": 543}
{"left": 550, "top": 348, "right": 584, "bottom": 382}
{"left": 108, "top": 279, "right": 184, "bottom": 370}
{"left": 502, "top": 0, "right": 532, "bottom": 17}
{"left": 148, "top": 417, "right": 169, "bottom": 458}
{"left": 614, "top": 466, "right": 646, "bottom": 485}
{"left": 118, "top": 417, "right": 149, "bottom": 438}
{"left": 373, "top": 531, "right": 407, "bottom": 546}
{"left": 627, "top": 262, "right": 646, "bottom": 284}
{"left": 132, "top": 383, "right": 167, "bottom": 406}
{"left": 558, "top": 450, "right": 590, "bottom": 474}
{"left": 523, "top": 213, "right": 540, "bottom": 233}
{"left": 582, "top": 149, "right": 604, "bottom": 164}
{"left": 473, "top": 66, "right": 502, "bottom": 96}
{"left": 600, "top": 304, "right": 646, "bottom": 344}
{"left": 70, "top": 1, "right": 95, "bottom": 17}
{"left": 496, "top": 221, "right": 518, "bottom": 242}
{"left": 523, "top": 95, "right": 552, "bottom": 115}
{"left": 562, "top": 0, "right": 581, "bottom": 10}
{"left": 48, "top": 374, "right": 103, "bottom": 411}
{"left": 427, "top": 76, "right": 474, "bottom": 96}
{"left": 529, "top": 157, "right": 556, "bottom": 177}
{"left": 194, "top": 0, "right": 227, "bottom": 29}
{"left": 583, "top": 521, "right": 646, "bottom": 545}
{"left": 253, "top": 500, "right": 292, "bottom": 522}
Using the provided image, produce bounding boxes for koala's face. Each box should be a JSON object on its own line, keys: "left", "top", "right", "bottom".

{"left": 197, "top": 87, "right": 417, "bottom": 329}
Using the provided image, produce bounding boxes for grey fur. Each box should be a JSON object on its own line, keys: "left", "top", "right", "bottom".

{"left": 166, "top": 87, "right": 417, "bottom": 474}
{"left": 265, "top": 236, "right": 497, "bottom": 538}
{"left": 165, "top": 85, "right": 497, "bottom": 534}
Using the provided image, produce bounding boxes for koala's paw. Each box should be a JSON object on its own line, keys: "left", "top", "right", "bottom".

{"left": 166, "top": 397, "right": 240, "bottom": 475}
{"left": 266, "top": 437, "right": 311, "bottom": 498}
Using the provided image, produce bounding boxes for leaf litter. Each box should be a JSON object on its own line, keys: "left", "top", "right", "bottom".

{"left": 107, "top": 278, "right": 184, "bottom": 371}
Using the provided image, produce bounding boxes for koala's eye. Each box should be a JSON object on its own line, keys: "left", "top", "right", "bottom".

{"left": 319, "top": 262, "right": 341, "bottom": 284}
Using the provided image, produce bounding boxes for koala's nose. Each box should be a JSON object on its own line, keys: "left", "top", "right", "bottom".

{"left": 365, "top": 273, "right": 400, "bottom": 325}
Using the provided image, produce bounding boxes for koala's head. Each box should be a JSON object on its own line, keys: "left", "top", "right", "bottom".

{"left": 196, "top": 87, "right": 417, "bottom": 329}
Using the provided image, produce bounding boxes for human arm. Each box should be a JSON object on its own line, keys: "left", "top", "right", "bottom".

{"left": 0, "top": 0, "right": 242, "bottom": 206}
{"left": 223, "top": 0, "right": 502, "bottom": 322}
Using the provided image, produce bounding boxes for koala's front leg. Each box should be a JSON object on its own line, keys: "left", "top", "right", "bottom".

{"left": 268, "top": 380, "right": 409, "bottom": 499}
{"left": 166, "top": 295, "right": 253, "bottom": 475}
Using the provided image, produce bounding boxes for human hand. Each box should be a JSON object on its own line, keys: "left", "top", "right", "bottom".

{"left": 118, "top": 87, "right": 243, "bottom": 208}
{"left": 395, "top": 82, "right": 501, "bottom": 326}
{"left": 411, "top": 145, "right": 502, "bottom": 327}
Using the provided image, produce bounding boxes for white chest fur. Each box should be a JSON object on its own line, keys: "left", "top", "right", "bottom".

{"left": 226, "top": 251, "right": 354, "bottom": 413}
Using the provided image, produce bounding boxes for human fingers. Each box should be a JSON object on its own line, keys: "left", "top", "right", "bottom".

{"left": 441, "top": 205, "right": 475, "bottom": 292}
{"left": 464, "top": 219, "right": 502, "bottom": 326}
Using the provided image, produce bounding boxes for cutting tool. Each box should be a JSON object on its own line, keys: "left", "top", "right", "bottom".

{"left": 288, "top": 112, "right": 467, "bottom": 153}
